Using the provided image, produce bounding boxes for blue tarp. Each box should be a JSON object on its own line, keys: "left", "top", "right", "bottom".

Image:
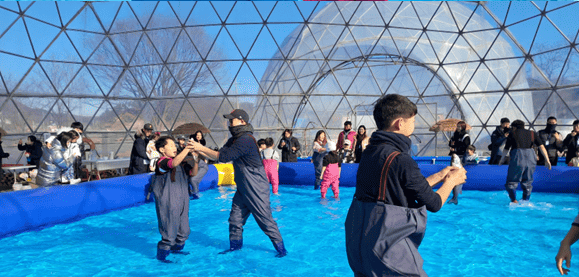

{"left": 0, "top": 165, "right": 218, "bottom": 239}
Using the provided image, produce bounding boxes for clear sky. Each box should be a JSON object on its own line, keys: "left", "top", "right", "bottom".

{"left": 1, "top": 0, "right": 577, "bottom": 108}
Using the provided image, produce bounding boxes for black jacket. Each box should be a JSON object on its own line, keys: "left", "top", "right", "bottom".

{"left": 489, "top": 126, "right": 508, "bottom": 164}
{"left": 18, "top": 141, "right": 43, "bottom": 166}
{"left": 563, "top": 133, "right": 579, "bottom": 165}
{"left": 218, "top": 124, "right": 269, "bottom": 195}
{"left": 277, "top": 136, "right": 300, "bottom": 162}
{"left": 354, "top": 131, "right": 442, "bottom": 212}
{"left": 538, "top": 129, "right": 563, "bottom": 161}
{"left": 0, "top": 141, "right": 9, "bottom": 168}
{"left": 129, "top": 131, "right": 149, "bottom": 175}
{"left": 449, "top": 131, "right": 470, "bottom": 156}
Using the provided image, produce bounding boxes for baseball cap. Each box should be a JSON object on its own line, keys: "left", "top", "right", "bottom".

{"left": 143, "top": 123, "right": 153, "bottom": 130}
{"left": 223, "top": 109, "right": 249, "bottom": 123}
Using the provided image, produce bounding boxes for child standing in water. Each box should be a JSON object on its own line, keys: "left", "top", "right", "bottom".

{"left": 261, "top": 137, "right": 281, "bottom": 195}
{"left": 320, "top": 141, "right": 341, "bottom": 199}
{"left": 152, "top": 136, "right": 197, "bottom": 263}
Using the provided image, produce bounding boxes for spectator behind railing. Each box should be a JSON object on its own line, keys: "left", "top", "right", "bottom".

{"left": 0, "top": 133, "right": 9, "bottom": 180}
{"left": 36, "top": 132, "right": 74, "bottom": 187}
{"left": 18, "top": 135, "right": 43, "bottom": 168}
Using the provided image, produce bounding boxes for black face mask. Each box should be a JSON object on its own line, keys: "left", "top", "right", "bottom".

{"left": 547, "top": 123, "right": 557, "bottom": 133}
{"left": 503, "top": 127, "right": 510, "bottom": 133}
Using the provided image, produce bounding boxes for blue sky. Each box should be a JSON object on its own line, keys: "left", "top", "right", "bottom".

{"left": 1, "top": 1, "right": 577, "bottom": 103}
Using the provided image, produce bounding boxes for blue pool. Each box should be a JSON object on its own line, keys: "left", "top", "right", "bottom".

{"left": 0, "top": 185, "right": 576, "bottom": 276}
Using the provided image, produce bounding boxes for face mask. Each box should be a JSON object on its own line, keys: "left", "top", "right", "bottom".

{"left": 503, "top": 127, "right": 510, "bottom": 133}
{"left": 547, "top": 123, "right": 557, "bottom": 132}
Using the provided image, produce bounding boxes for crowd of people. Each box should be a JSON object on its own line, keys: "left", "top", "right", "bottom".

{"left": 3, "top": 96, "right": 579, "bottom": 274}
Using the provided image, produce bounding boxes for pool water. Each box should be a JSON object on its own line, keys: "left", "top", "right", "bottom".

{"left": 0, "top": 185, "right": 576, "bottom": 277}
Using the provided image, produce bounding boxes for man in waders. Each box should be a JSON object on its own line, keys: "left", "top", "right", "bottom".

{"left": 345, "top": 94, "right": 467, "bottom": 276}
{"left": 191, "top": 109, "right": 287, "bottom": 257}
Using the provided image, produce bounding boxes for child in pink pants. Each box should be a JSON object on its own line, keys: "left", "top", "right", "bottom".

{"left": 320, "top": 141, "right": 341, "bottom": 199}
{"left": 261, "top": 137, "right": 280, "bottom": 195}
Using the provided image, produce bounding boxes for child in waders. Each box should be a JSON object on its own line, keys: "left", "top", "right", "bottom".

{"left": 320, "top": 141, "right": 341, "bottom": 199}
{"left": 152, "top": 136, "right": 197, "bottom": 263}
{"left": 261, "top": 137, "right": 280, "bottom": 195}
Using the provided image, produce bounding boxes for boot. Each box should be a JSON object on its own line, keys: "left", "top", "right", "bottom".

{"left": 273, "top": 241, "right": 287, "bottom": 258}
{"left": 219, "top": 239, "right": 243, "bottom": 254}
{"left": 156, "top": 248, "right": 173, "bottom": 263}
{"left": 170, "top": 244, "right": 190, "bottom": 255}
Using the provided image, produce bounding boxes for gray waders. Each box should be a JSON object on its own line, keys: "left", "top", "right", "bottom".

{"left": 505, "top": 148, "right": 536, "bottom": 201}
{"left": 189, "top": 159, "right": 208, "bottom": 197}
{"left": 152, "top": 164, "right": 190, "bottom": 251}
{"left": 345, "top": 151, "right": 429, "bottom": 277}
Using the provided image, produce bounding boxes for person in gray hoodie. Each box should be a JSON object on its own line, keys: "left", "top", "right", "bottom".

{"left": 191, "top": 109, "right": 287, "bottom": 258}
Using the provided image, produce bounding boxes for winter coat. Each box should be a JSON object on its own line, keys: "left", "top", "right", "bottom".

{"left": 18, "top": 141, "right": 43, "bottom": 166}
{"left": 129, "top": 130, "right": 150, "bottom": 175}
{"left": 277, "top": 136, "right": 300, "bottom": 162}
{"left": 36, "top": 139, "right": 71, "bottom": 187}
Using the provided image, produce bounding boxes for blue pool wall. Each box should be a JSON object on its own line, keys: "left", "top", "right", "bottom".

{"left": 2, "top": 159, "right": 578, "bottom": 239}
{"left": 0, "top": 165, "right": 218, "bottom": 239}
{"left": 280, "top": 162, "right": 579, "bottom": 193}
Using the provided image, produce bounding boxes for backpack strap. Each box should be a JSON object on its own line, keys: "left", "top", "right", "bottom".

{"left": 378, "top": 151, "right": 401, "bottom": 203}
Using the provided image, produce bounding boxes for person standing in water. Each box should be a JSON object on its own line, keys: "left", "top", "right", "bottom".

{"left": 191, "top": 109, "right": 287, "bottom": 257}
{"left": 345, "top": 94, "right": 466, "bottom": 276}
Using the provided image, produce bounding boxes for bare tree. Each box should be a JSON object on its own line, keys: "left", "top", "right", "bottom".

{"left": 89, "top": 17, "right": 225, "bottom": 130}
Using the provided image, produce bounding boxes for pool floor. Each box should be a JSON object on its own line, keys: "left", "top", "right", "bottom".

{"left": 0, "top": 185, "right": 576, "bottom": 277}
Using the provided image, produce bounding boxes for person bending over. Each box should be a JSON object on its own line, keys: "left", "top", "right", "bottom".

{"left": 345, "top": 94, "right": 466, "bottom": 276}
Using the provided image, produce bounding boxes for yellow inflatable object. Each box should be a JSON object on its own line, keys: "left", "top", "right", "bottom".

{"left": 213, "top": 164, "right": 236, "bottom": 186}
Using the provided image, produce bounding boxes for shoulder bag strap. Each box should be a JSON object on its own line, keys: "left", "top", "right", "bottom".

{"left": 378, "top": 151, "right": 401, "bottom": 203}
{"left": 246, "top": 134, "right": 264, "bottom": 158}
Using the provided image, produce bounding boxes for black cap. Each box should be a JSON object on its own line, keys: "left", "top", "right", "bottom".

{"left": 223, "top": 109, "right": 249, "bottom": 123}
{"left": 143, "top": 123, "right": 153, "bottom": 130}
{"left": 500, "top": 118, "right": 510, "bottom": 124}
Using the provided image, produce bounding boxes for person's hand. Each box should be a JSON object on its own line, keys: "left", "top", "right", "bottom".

{"left": 505, "top": 132, "right": 509, "bottom": 137}
{"left": 319, "top": 148, "right": 326, "bottom": 152}
{"left": 450, "top": 148, "right": 454, "bottom": 152}
{"left": 571, "top": 131, "right": 577, "bottom": 137}
{"left": 439, "top": 166, "right": 456, "bottom": 177}
{"left": 445, "top": 166, "right": 467, "bottom": 187}
{"left": 46, "top": 142, "right": 52, "bottom": 148}
{"left": 291, "top": 147, "right": 297, "bottom": 151}
{"left": 188, "top": 140, "right": 199, "bottom": 151}
{"left": 281, "top": 141, "right": 286, "bottom": 147}
{"left": 18, "top": 139, "right": 23, "bottom": 145}
{"left": 546, "top": 161, "right": 552, "bottom": 170}
{"left": 556, "top": 243, "right": 572, "bottom": 275}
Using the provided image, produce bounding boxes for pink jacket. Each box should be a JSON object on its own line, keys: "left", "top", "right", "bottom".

{"left": 337, "top": 130, "right": 356, "bottom": 150}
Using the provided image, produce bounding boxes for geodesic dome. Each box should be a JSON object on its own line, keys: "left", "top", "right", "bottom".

{"left": 0, "top": 1, "right": 578, "bottom": 164}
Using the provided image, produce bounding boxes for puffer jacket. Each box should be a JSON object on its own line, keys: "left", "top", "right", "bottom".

{"left": 36, "top": 139, "right": 71, "bottom": 187}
